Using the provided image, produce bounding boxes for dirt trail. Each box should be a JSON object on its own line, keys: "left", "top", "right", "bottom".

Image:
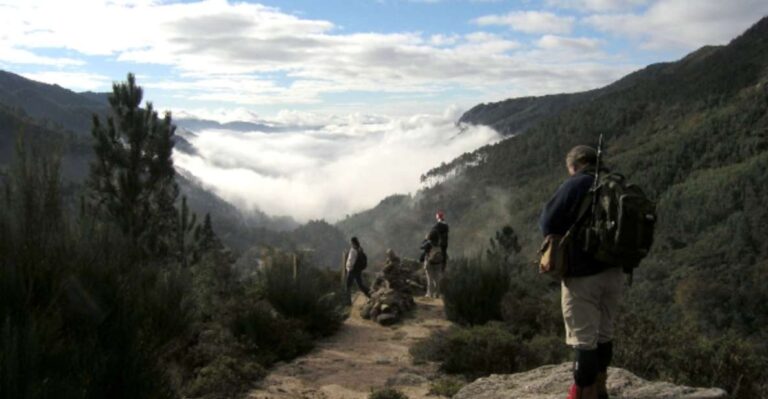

{"left": 248, "top": 295, "right": 452, "bottom": 399}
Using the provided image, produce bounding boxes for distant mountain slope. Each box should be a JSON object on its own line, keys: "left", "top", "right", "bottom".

{"left": 0, "top": 70, "right": 346, "bottom": 263}
{"left": 338, "top": 16, "right": 768, "bottom": 335}
{"left": 0, "top": 70, "right": 109, "bottom": 135}
{"left": 458, "top": 45, "right": 725, "bottom": 137}
{"left": 174, "top": 117, "right": 293, "bottom": 133}
{"left": 459, "top": 91, "right": 596, "bottom": 136}
{"left": 0, "top": 102, "right": 93, "bottom": 182}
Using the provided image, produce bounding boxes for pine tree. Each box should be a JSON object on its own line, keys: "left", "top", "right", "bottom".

{"left": 88, "top": 73, "right": 179, "bottom": 258}
{"left": 175, "top": 196, "right": 199, "bottom": 268}
{"left": 196, "top": 213, "right": 222, "bottom": 254}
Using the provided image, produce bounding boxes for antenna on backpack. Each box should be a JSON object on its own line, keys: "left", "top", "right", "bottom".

{"left": 591, "top": 133, "right": 604, "bottom": 211}
{"left": 595, "top": 134, "right": 603, "bottom": 186}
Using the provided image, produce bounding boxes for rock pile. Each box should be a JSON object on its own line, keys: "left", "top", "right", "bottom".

{"left": 360, "top": 250, "right": 422, "bottom": 325}
{"left": 453, "top": 362, "right": 727, "bottom": 399}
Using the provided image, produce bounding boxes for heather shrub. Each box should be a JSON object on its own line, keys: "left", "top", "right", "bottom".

{"left": 0, "top": 138, "right": 192, "bottom": 399}
{"left": 368, "top": 387, "right": 409, "bottom": 399}
{"left": 411, "top": 322, "right": 523, "bottom": 378}
{"left": 615, "top": 308, "right": 768, "bottom": 399}
{"left": 441, "top": 257, "right": 510, "bottom": 326}
{"left": 501, "top": 277, "right": 562, "bottom": 339}
{"left": 184, "top": 355, "right": 265, "bottom": 399}
{"left": 228, "top": 299, "right": 314, "bottom": 366}
{"left": 258, "top": 256, "right": 348, "bottom": 337}
{"left": 428, "top": 376, "right": 467, "bottom": 397}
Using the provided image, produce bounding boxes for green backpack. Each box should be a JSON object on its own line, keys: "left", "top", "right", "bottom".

{"left": 577, "top": 172, "right": 657, "bottom": 274}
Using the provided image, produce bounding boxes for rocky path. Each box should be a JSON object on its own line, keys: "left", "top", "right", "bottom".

{"left": 247, "top": 295, "right": 452, "bottom": 399}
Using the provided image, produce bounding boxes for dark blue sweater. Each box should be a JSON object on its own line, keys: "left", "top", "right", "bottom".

{"left": 539, "top": 170, "right": 610, "bottom": 277}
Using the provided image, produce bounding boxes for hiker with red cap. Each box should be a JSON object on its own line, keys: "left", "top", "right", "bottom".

{"left": 422, "top": 210, "right": 449, "bottom": 298}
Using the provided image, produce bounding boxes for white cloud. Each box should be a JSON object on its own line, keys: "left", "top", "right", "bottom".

{"left": 173, "top": 110, "right": 502, "bottom": 222}
{"left": 0, "top": 46, "right": 84, "bottom": 66}
{"left": 20, "top": 71, "right": 110, "bottom": 91}
{"left": 585, "top": 0, "right": 768, "bottom": 50}
{"left": 537, "top": 35, "right": 604, "bottom": 51}
{"left": 473, "top": 11, "right": 575, "bottom": 34}
{"left": 0, "top": 0, "right": 637, "bottom": 109}
{"left": 546, "top": 0, "right": 648, "bottom": 12}
{"left": 429, "top": 34, "right": 460, "bottom": 46}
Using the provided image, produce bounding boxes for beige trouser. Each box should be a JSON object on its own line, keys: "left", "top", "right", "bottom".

{"left": 424, "top": 261, "right": 443, "bottom": 298}
{"left": 561, "top": 266, "right": 624, "bottom": 350}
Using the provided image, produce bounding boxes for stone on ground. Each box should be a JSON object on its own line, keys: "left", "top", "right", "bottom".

{"left": 453, "top": 363, "right": 727, "bottom": 399}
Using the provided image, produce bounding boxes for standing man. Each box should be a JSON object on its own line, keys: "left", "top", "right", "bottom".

{"left": 539, "top": 146, "right": 623, "bottom": 399}
{"left": 345, "top": 236, "right": 371, "bottom": 303}
{"left": 424, "top": 210, "right": 449, "bottom": 298}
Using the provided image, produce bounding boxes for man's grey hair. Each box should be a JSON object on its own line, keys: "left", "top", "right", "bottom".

{"left": 566, "top": 145, "right": 597, "bottom": 168}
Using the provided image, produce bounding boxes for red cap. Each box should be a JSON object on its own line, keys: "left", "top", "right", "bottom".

{"left": 436, "top": 210, "right": 445, "bottom": 220}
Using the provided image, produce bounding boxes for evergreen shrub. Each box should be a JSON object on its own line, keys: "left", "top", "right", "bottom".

{"left": 258, "top": 257, "right": 348, "bottom": 337}
{"left": 441, "top": 257, "right": 510, "bottom": 326}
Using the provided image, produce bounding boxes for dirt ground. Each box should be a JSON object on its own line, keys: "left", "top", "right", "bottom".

{"left": 247, "top": 295, "right": 452, "bottom": 399}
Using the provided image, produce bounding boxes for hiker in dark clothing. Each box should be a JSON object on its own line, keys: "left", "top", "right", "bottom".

{"left": 345, "top": 236, "right": 371, "bottom": 302}
{"left": 539, "top": 145, "right": 623, "bottom": 399}
{"left": 423, "top": 210, "right": 449, "bottom": 298}
{"left": 431, "top": 210, "right": 449, "bottom": 266}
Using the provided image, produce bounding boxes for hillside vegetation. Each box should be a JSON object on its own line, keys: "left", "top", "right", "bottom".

{"left": 0, "top": 70, "right": 348, "bottom": 266}
{"left": 0, "top": 76, "right": 349, "bottom": 399}
{"left": 340, "top": 16, "right": 768, "bottom": 398}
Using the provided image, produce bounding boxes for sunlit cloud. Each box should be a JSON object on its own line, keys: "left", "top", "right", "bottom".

{"left": 173, "top": 109, "right": 502, "bottom": 222}
{"left": 20, "top": 71, "right": 111, "bottom": 91}
{"left": 546, "top": 0, "right": 649, "bottom": 12}
{"left": 0, "top": 0, "right": 638, "bottom": 110}
{"left": 472, "top": 11, "right": 576, "bottom": 34}
{"left": 585, "top": 0, "right": 768, "bottom": 50}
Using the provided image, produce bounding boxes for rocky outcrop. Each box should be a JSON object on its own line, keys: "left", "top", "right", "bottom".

{"left": 453, "top": 363, "right": 727, "bottom": 399}
{"left": 360, "top": 251, "right": 422, "bottom": 325}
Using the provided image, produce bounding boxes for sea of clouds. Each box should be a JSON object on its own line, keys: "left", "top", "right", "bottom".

{"left": 173, "top": 108, "right": 501, "bottom": 223}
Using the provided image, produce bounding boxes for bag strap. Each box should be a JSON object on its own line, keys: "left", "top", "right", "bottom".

{"left": 563, "top": 187, "right": 595, "bottom": 242}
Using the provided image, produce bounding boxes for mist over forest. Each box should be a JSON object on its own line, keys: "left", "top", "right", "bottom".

{"left": 173, "top": 110, "right": 501, "bottom": 222}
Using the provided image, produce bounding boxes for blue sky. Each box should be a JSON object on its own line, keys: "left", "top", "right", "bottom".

{"left": 1, "top": 0, "right": 767, "bottom": 122}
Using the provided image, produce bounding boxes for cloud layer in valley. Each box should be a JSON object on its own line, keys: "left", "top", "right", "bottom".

{"left": 173, "top": 109, "right": 501, "bottom": 222}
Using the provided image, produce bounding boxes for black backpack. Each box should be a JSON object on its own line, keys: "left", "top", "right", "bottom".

{"left": 354, "top": 249, "right": 368, "bottom": 271}
{"left": 577, "top": 172, "right": 656, "bottom": 273}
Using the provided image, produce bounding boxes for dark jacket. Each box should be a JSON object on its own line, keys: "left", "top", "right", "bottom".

{"left": 429, "top": 221, "right": 449, "bottom": 253}
{"left": 539, "top": 169, "right": 611, "bottom": 277}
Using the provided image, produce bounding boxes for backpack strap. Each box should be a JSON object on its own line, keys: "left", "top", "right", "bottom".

{"left": 564, "top": 186, "right": 594, "bottom": 241}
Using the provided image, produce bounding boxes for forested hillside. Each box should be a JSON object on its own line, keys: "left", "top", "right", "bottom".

{"left": 339, "top": 16, "right": 768, "bottom": 337}
{"left": 339, "top": 16, "right": 768, "bottom": 268}
{"left": 0, "top": 70, "right": 347, "bottom": 266}
{"left": 0, "top": 71, "right": 109, "bottom": 134}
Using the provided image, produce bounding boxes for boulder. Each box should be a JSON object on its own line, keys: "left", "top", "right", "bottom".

{"left": 453, "top": 363, "right": 727, "bottom": 399}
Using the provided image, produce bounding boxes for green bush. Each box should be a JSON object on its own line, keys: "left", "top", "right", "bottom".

{"left": 0, "top": 139, "right": 192, "bottom": 399}
{"left": 615, "top": 308, "right": 768, "bottom": 399}
{"left": 441, "top": 257, "right": 510, "bottom": 326}
{"left": 500, "top": 277, "right": 563, "bottom": 339}
{"left": 410, "top": 323, "right": 520, "bottom": 378}
{"left": 258, "top": 257, "right": 348, "bottom": 337}
{"left": 183, "top": 354, "right": 265, "bottom": 399}
{"left": 410, "top": 321, "right": 568, "bottom": 380}
{"left": 428, "top": 376, "right": 467, "bottom": 397}
{"left": 228, "top": 299, "right": 314, "bottom": 366}
{"left": 368, "top": 387, "right": 409, "bottom": 399}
